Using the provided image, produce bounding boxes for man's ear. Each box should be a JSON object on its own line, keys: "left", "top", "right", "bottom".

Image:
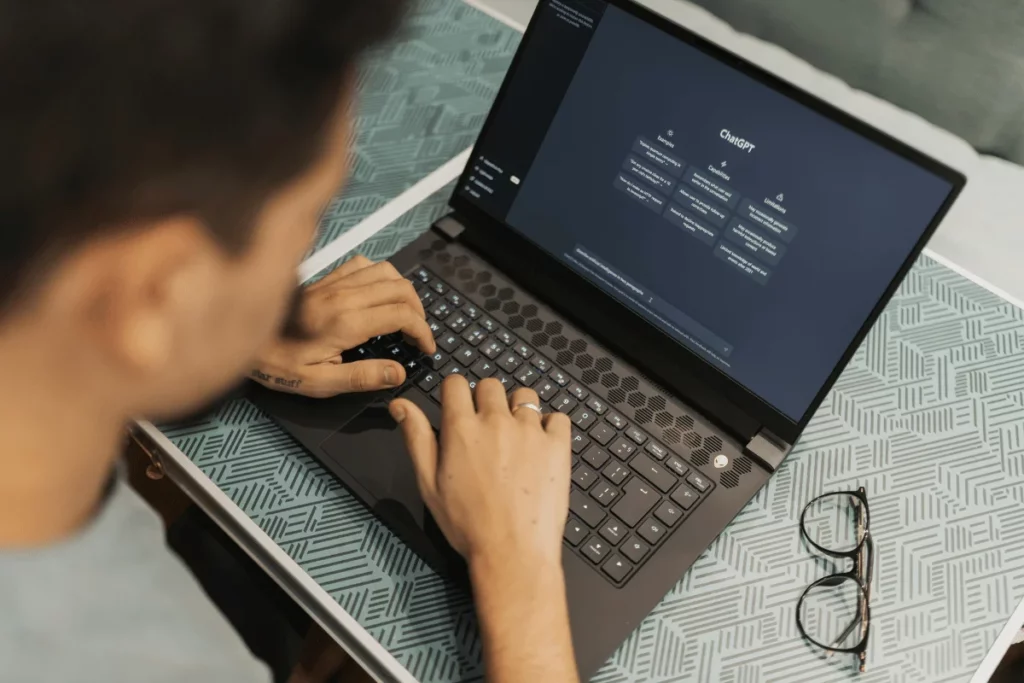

{"left": 51, "top": 216, "right": 220, "bottom": 375}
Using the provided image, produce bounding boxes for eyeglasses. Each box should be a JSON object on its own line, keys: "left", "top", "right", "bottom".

{"left": 796, "top": 487, "right": 874, "bottom": 673}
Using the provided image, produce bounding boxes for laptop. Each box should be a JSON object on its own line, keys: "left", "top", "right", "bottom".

{"left": 250, "top": 0, "right": 965, "bottom": 676}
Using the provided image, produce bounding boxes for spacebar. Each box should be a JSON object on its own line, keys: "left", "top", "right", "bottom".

{"left": 397, "top": 388, "right": 443, "bottom": 432}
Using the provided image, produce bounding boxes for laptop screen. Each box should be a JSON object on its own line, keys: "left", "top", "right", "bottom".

{"left": 455, "top": 0, "right": 957, "bottom": 422}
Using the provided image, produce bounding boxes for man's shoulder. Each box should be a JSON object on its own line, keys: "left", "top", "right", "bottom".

{"left": 0, "top": 478, "right": 269, "bottom": 682}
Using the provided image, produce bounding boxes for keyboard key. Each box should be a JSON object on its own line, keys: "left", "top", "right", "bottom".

{"left": 430, "top": 385, "right": 442, "bottom": 403}
{"left": 645, "top": 441, "right": 669, "bottom": 461}
{"left": 571, "top": 428, "right": 591, "bottom": 454}
{"left": 638, "top": 518, "right": 667, "bottom": 545}
{"left": 446, "top": 293, "right": 463, "bottom": 307}
{"left": 552, "top": 393, "right": 578, "bottom": 414}
{"left": 427, "top": 351, "right": 448, "bottom": 370}
{"left": 564, "top": 518, "right": 588, "bottom": 546}
{"left": 466, "top": 374, "right": 481, "bottom": 391}
{"left": 514, "top": 366, "right": 540, "bottom": 387}
{"left": 495, "top": 372, "right": 514, "bottom": 392}
{"left": 611, "top": 478, "right": 659, "bottom": 527}
{"left": 687, "top": 472, "right": 712, "bottom": 493}
{"left": 599, "top": 520, "right": 627, "bottom": 544}
{"left": 606, "top": 410, "right": 627, "bottom": 430}
{"left": 428, "top": 319, "right": 444, "bottom": 338}
{"left": 417, "top": 372, "right": 441, "bottom": 392}
{"left": 402, "top": 357, "right": 424, "bottom": 381}
{"left": 570, "top": 490, "right": 606, "bottom": 527}
{"left": 665, "top": 456, "right": 688, "bottom": 477}
{"left": 446, "top": 313, "right": 469, "bottom": 333}
{"left": 589, "top": 422, "right": 616, "bottom": 446}
{"left": 571, "top": 465, "right": 598, "bottom": 490}
{"left": 430, "top": 281, "right": 447, "bottom": 295}
{"left": 479, "top": 317, "right": 499, "bottom": 332}
{"left": 430, "top": 302, "right": 451, "bottom": 319}
{"left": 603, "top": 462, "right": 630, "bottom": 486}
{"left": 463, "top": 304, "right": 482, "bottom": 320}
{"left": 601, "top": 554, "right": 632, "bottom": 582}
{"left": 531, "top": 356, "right": 551, "bottom": 372}
{"left": 454, "top": 346, "right": 479, "bottom": 366}
{"left": 384, "top": 344, "right": 407, "bottom": 361}
{"left": 470, "top": 358, "right": 497, "bottom": 378}
{"left": 536, "top": 379, "right": 559, "bottom": 402}
{"left": 590, "top": 482, "right": 619, "bottom": 506}
{"left": 621, "top": 536, "right": 650, "bottom": 563}
{"left": 567, "top": 382, "right": 589, "bottom": 401}
{"left": 570, "top": 406, "right": 598, "bottom": 430}
{"left": 440, "top": 363, "right": 466, "bottom": 378}
{"left": 513, "top": 343, "right": 533, "bottom": 360}
{"left": 419, "top": 290, "right": 435, "bottom": 306}
{"left": 586, "top": 396, "right": 608, "bottom": 414}
{"left": 582, "top": 447, "right": 610, "bottom": 469}
{"left": 413, "top": 268, "right": 431, "bottom": 283}
{"left": 437, "top": 333, "right": 461, "bottom": 353}
{"left": 496, "top": 329, "right": 516, "bottom": 346}
{"left": 610, "top": 437, "right": 637, "bottom": 461}
{"left": 549, "top": 368, "right": 570, "bottom": 386}
{"left": 498, "top": 352, "right": 522, "bottom": 372}
{"left": 625, "top": 426, "right": 647, "bottom": 445}
{"left": 344, "top": 345, "right": 374, "bottom": 363}
{"left": 628, "top": 453, "right": 677, "bottom": 493}
{"left": 670, "top": 483, "right": 699, "bottom": 510}
{"left": 462, "top": 326, "right": 487, "bottom": 346}
{"left": 581, "top": 537, "right": 610, "bottom": 564}
{"left": 655, "top": 501, "right": 684, "bottom": 526}
{"left": 481, "top": 340, "right": 504, "bottom": 360}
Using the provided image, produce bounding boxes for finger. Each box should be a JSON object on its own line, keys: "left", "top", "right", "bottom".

{"left": 308, "top": 254, "right": 375, "bottom": 290}
{"left": 340, "top": 279, "right": 426, "bottom": 320}
{"left": 337, "top": 303, "right": 435, "bottom": 354}
{"left": 509, "top": 387, "right": 543, "bottom": 425}
{"left": 474, "top": 378, "right": 509, "bottom": 415}
{"left": 321, "top": 261, "right": 406, "bottom": 290}
{"left": 389, "top": 398, "right": 439, "bottom": 501}
{"left": 440, "top": 374, "right": 475, "bottom": 424}
{"left": 543, "top": 411, "right": 573, "bottom": 440}
{"left": 310, "top": 359, "right": 406, "bottom": 395}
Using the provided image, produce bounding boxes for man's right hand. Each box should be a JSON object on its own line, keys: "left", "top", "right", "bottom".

{"left": 389, "top": 376, "right": 580, "bottom": 683}
{"left": 388, "top": 376, "right": 571, "bottom": 570}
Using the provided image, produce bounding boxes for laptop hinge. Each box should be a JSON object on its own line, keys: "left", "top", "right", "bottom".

{"left": 745, "top": 429, "right": 792, "bottom": 474}
{"left": 433, "top": 215, "right": 466, "bottom": 241}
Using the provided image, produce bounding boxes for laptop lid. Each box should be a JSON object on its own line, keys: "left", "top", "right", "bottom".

{"left": 448, "top": 0, "right": 965, "bottom": 448}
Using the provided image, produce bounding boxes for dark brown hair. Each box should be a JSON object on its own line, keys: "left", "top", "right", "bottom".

{"left": 0, "top": 0, "right": 409, "bottom": 310}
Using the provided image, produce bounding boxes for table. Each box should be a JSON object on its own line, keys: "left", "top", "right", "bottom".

{"left": 140, "top": 1, "right": 1024, "bottom": 681}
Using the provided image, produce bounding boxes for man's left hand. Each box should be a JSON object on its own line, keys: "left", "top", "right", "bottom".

{"left": 251, "top": 255, "right": 436, "bottom": 398}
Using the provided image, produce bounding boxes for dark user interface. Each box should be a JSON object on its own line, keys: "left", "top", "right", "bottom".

{"left": 458, "top": 0, "right": 954, "bottom": 421}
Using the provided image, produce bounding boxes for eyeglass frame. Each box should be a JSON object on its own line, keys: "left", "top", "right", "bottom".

{"left": 795, "top": 487, "right": 874, "bottom": 673}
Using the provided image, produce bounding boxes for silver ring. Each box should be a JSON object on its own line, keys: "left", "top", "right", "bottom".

{"left": 512, "top": 402, "right": 544, "bottom": 416}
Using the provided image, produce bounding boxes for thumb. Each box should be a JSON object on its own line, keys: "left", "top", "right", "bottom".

{"left": 313, "top": 359, "right": 406, "bottom": 395}
{"left": 389, "top": 398, "right": 439, "bottom": 501}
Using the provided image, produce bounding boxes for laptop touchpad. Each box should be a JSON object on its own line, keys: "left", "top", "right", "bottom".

{"left": 320, "top": 394, "right": 422, "bottom": 513}
{"left": 319, "top": 390, "right": 463, "bottom": 576}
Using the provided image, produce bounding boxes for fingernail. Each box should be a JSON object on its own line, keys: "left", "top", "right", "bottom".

{"left": 384, "top": 365, "right": 400, "bottom": 386}
{"left": 389, "top": 402, "right": 406, "bottom": 424}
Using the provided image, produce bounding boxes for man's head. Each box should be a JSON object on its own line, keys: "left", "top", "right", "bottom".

{"left": 0, "top": 0, "right": 407, "bottom": 420}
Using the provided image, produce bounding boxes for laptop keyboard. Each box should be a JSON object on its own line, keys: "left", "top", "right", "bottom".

{"left": 344, "top": 266, "right": 714, "bottom": 587}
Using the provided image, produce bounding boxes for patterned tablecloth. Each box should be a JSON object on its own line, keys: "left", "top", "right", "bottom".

{"left": 163, "top": 1, "right": 1024, "bottom": 681}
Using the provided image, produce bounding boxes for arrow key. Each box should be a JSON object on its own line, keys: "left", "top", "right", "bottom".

{"left": 601, "top": 554, "right": 632, "bottom": 582}
{"left": 582, "top": 537, "right": 610, "bottom": 564}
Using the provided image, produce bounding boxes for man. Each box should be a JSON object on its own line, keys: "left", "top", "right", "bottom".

{"left": 0, "top": 1, "right": 577, "bottom": 682}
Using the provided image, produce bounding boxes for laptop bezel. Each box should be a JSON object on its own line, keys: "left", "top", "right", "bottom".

{"left": 447, "top": 0, "right": 966, "bottom": 445}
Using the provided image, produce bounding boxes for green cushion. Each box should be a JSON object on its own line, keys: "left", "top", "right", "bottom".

{"left": 685, "top": 0, "right": 1024, "bottom": 163}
